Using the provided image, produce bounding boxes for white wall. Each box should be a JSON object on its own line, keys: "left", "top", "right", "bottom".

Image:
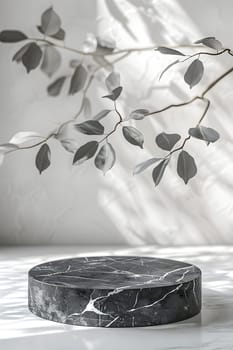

{"left": 0, "top": 0, "right": 233, "bottom": 246}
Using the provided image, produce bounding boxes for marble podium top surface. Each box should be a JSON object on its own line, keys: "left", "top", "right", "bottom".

{"left": 0, "top": 245, "right": 233, "bottom": 349}
{"left": 29, "top": 256, "right": 200, "bottom": 289}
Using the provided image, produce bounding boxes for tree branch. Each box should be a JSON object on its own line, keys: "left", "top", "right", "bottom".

{"left": 29, "top": 37, "right": 207, "bottom": 58}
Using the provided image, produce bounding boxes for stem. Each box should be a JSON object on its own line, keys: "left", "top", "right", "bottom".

{"left": 181, "top": 48, "right": 229, "bottom": 62}
{"left": 56, "top": 52, "right": 129, "bottom": 136}
{"left": 197, "top": 98, "right": 210, "bottom": 125}
{"left": 17, "top": 132, "right": 56, "bottom": 150}
{"left": 99, "top": 120, "right": 122, "bottom": 144}
{"left": 99, "top": 101, "right": 124, "bottom": 144}
{"left": 30, "top": 37, "right": 205, "bottom": 58}
{"left": 155, "top": 66, "right": 233, "bottom": 157}
{"left": 168, "top": 136, "right": 191, "bottom": 156}
{"left": 202, "top": 66, "right": 233, "bottom": 96}
{"left": 147, "top": 66, "right": 233, "bottom": 118}
{"left": 145, "top": 96, "right": 201, "bottom": 117}
{"left": 114, "top": 100, "right": 123, "bottom": 122}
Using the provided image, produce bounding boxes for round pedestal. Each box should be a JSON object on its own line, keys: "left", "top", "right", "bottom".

{"left": 28, "top": 256, "right": 201, "bottom": 328}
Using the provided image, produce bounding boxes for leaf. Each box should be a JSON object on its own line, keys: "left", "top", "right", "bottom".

{"left": 69, "top": 59, "right": 82, "bottom": 68}
{"left": 75, "top": 120, "right": 104, "bottom": 135}
{"left": 0, "top": 30, "right": 28, "bottom": 43}
{"left": 9, "top": 131, "right": 43, "bottom": 146}
{"left": 69, "top": 64, "right": 87, "bottom": 95}
{"left": 41, "top": 7, "right": 61, "bottom": 36}
{"left": 105, "top": 71, "right": 120, "bottom": 92}
{"left": 47, "top": 76, "right": 66, "bottom": 96}
{"left": 37, "top": 26, "right": 65, "bottom": 40}
{"left": 188, "top": 126, "right": 220, "bottom": 143}
{"left": 93, "top": 55, "right": 112, "bottom": 71}
{"left": 133, "top": 157, "right": 162, "bottom": 175}
{"left": 194, "top": 37, "right": 223, "bottom": 51}
{"left": 177, "top": 150, "right": 197, "bottom": 184}
{"left": 156, "top": 47, "right": 185, "bottom": 56}
{"left": 12, "top": 43, "right": 31, "bottom": 63}
{"left": 83, "top": 97, "right": 92, "bottom": 119}
{"left": 22, "top": 43, "right": 42, "bottom": 73}
{"left": 184, "top": 59, "right": 204, "bottom": 89}
{"left": 128, "top": 109, "right": 149, "bottom": 120}
{"left": 35, "top": 143, "right": 51, "bottom": 174}
{"left": 159, "top": 59, "right": 180, "bottom": 80}
{"left": 0, "top": 143, "right": 19, "bottom": 152}
{"left": 96, "top": 36, "right": 116, "bottom": 54}
{"left": 102, "top": 86, "right": 122, "bottom": 101}
{"left": 73, "top": 141, "right": 98, "bottom": 165}
{"left": 155, "top": 132, "right": 181, "bottom": 151}
{"left": 82, "top": 33, "right": 97, "bottom": 53}
{"left": 60, "top": 139, "right": 79, "bottom": 153}
{"left": 122, "top": 126, "right": 144, "bottom": 148}
{"left": 94, "top": 142, "right": 116, "bottom": 174}
{"left": 93, "top": 109, "right": 111, "bottom": 121}
{"left": 152, "top": 159, "right": 169, "bottom": 186}
{"left": 51, "top": 28, "right": 65, "bottom": 40}
{"left": 41, "top": 46, "right": 61, "bottom": 77}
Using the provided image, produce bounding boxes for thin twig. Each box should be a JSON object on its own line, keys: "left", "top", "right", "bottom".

{"left": 29, "top": 37, "right": 206, "bottom": 57}
{"left": 181, "top": 48, "right": 229, "bottom": 62}
{"left": 99, "top": 101, "right": 124, "bottom": 144}
{"left": 17, "top": 132, "right": 56, "bottom": 150}
{"left": 197, "top": 98, "right": 210, "bottom": 125}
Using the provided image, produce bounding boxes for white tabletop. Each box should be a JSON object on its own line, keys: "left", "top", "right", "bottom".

{"left": 0, "top": 245, "right": 233, "bottom": 349}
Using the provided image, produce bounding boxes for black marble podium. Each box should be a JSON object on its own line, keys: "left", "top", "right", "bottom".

{"left": 28, "top": 256, "right": 201, "bottom": 327}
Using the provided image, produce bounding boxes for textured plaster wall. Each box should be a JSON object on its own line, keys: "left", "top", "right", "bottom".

{"left": 0, "top": 0, "right": 233, "bottom": 245}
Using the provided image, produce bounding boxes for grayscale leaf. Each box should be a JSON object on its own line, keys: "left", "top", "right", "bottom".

{"left": 37, "top": 26, "right": 65, "bottom": 40}
{"left": 12, "top": 43, "right": 31, "bottom": 63}
{"left": 73, "top": 141, "right": 98, "bottom": 165}
{"left": 82, "top": 33, "right": 97, "bottom": 53}
{"left": 93, "top": 56, "right": 112, "bottom": 71}
{"left": 122, "top": 126, "right": 144, "bottom": 148}
{"left": 9, "top": 131, "right": 43, "bottom": 146}
{"left": 41, "top": 46, "right": 61, "bottom": 77}
{"left": 159, "top": 59, "right": 180, "bottom": 80}
{"left": 184, "top": 59, "right": 204, "bottom": 89}
{"left": 96, "top": 36, "right": 116, "bottom": 54}
{"left": 155, "top": 132, "right": 181, "bottom": 151}
{"left": 128, "top": 109, "right": 149, "bottom": 120}
{"left": 0, "top": 143, "right": 19, "bottom": 153}
{"left": 188, "top": 126, "right": 220, "bottom": 143}
{"left": 75, "top": 120, "right": 104, "bottom": 135}
{"left": 51, "top": 28, "right": 65, "bottom": 40}
{"left": 194, "top": 37, "right": 223, "bottom": 51}
{"left": 0, "top": 30, "right": 28, "bottom": 42}
{"left": 156, "top": 47, "right": 185, "bottom": 56}
{"left": 94, "top": 142, "right": 116, "bottom": 174}
{"left": 35, "top": 143, "right": 51, "bottom": 174}
{"left": 177, "top": 150, "right": 197, "bottom": 184}
{"left": 22, "top": 43, "right": 42, "bottom": 73}
{"left": 60, "top": 139, "right": 79, "bottom": 153}
{"left": 69, "top": 64, "right": 87, "bottom": 95}
{"left": 83, "top": 97, "right": 92, "bottom": 119}
{"left": 41, "top": 7, "right": 61, "bottom": 36}
{"left": 47, "top": 76, "right": 66, "bottom": 96}
{"left": 69, "top": 59, "right": 81, "bottom": 68}
{"left": 93, "top": 109, "right": 111, "bottom": 121}
{"left": 133, "top": 157, "right": 162, "bottom": 175}
{"left": 152, "top": 158, "right": 169, "bottom": 186}
{"left": 105, "top": 71, "right": 120, "bottom": 92}
{"left": 102, "top": 86, "right": 122, "bottom": 101}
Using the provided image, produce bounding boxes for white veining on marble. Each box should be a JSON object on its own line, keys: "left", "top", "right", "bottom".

{"left": 1, "top": 245, "right": 233, "bottom": 349}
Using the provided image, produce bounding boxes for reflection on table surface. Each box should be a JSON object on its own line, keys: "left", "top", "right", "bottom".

{"left": 0, "top": 245, "right": 233, "bottom": 349}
